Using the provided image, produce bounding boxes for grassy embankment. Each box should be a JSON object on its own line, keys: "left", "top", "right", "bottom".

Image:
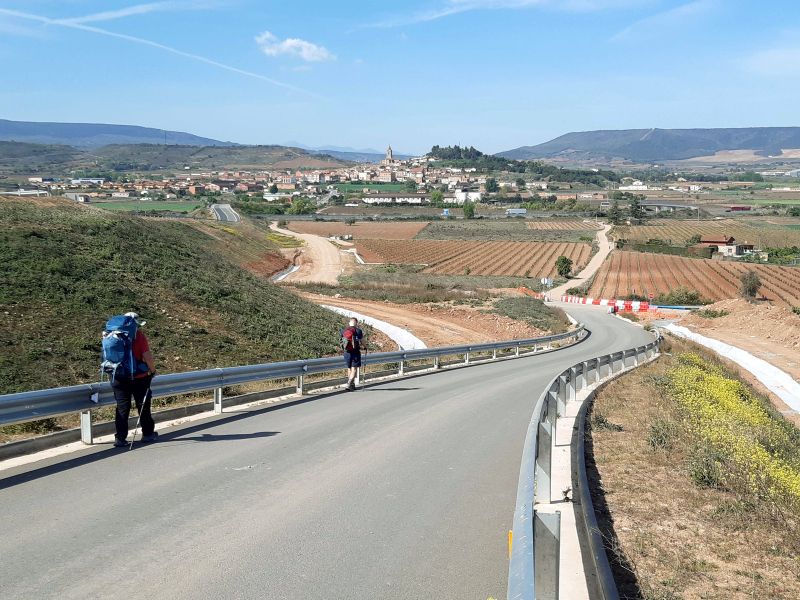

{"left": 588, "top": 335, "right": 800, "bottom": 599}
{"left": 0, "top": 199, "right": 350, "bottom": 435}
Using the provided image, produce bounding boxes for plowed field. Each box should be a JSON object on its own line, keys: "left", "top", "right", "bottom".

{"left": 355, "top": 239, "right": 592, "bottom": 278}
{"left": 527, "top": 220, "right": 601, "bottom": 231}
{"left": 287, "top": 221, "right": 428, "bottom": 239}
{"left": 613, "top": 220, "right": 800, "bottom": 248}
{"left": 589, "top": 251, "right": 800, "bottom": 306}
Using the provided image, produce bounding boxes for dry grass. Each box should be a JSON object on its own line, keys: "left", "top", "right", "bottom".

{"left": 588, "top": 336, "right": 800, "bottom": 599}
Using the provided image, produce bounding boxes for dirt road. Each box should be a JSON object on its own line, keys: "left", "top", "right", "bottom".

{"left": 270, "top": 222, "right": 350, "bottom": 285}
{"left": 550, "top": 223, "right": 612, "bottom": 298}
{"left": 298, "top": 293, "right": 548, "bottom": 347}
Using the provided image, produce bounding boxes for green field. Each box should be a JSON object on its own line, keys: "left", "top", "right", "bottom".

{"left": 335, "top": 183, "right": 406, "bottom": 193}
{"left": 94, "top": 201, "right": 202, "bottom": 212}
{"left": 737, "top": 198, "right": 800, "bottom": 206}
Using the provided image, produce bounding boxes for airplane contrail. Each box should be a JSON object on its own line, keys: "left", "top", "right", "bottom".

{"left": 0, "top": 7, "right": 315, "bottom": 96}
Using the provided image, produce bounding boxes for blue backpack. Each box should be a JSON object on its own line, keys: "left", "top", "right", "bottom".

{"left": 101, "top": 315, "right": 144, "bottom": 382}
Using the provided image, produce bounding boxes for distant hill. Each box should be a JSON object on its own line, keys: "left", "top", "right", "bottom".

{"left": 285, "top": 142, "right": 414, "bottom": 163}
{"left": 497, "top": 127, "right": 800, "bottom": 163}
{"left": 0, "top": 140, "right": 351, "bottom": 175}
{"left": 0, "top": 119, "right": 235, "bottom": 148}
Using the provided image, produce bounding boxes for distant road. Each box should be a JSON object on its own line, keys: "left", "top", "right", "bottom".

{"left": 0, "top": 305, "right": 651, "bottom": 600}
{"left": 269, "top": 221, "right": 345, "bottom": 285}
{"left": 210, "top": 203, "right": 240, "bottom": 222}
{"left": 549, "top": 222, "right": 612, "bottom": 298}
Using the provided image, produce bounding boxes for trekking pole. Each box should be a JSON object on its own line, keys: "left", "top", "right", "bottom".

{"left": 129, "top": 386, "right": 152, "bottom": 451}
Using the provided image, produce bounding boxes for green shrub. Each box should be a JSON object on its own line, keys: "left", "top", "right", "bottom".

{"left": 655, "top": 287, "right": 707, "bottom": 305}
{"left": 592, "top": 412, "right": 623, "bottom": 432}
{"left": 695, "top": 309, "right": 729, "bottom": 318}
{"left": 648, "top": 418, "right": 679, "bottom": 450}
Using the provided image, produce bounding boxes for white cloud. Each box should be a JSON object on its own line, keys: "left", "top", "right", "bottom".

{"left": 611, "top": 0, "right": 717, "bottom": 41}
{"left": 744, "top": 46, "right": 800, "bottom": 77}
{"left": 255, "top": 31, "right": 335, "bottom": 62}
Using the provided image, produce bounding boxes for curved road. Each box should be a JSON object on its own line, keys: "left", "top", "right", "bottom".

{"left": 211, "top": 203, "right": 241, "bottom": 222}
{"left": 0, "top": 305, "right": 651, "bottom": 600}
{"left": 269, "top": 221, "right": 344, "bottom": 285}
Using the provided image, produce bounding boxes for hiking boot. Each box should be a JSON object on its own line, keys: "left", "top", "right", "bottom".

{"left": 140, "top": 432, "right": 159, "bottom": 443}
{"left": 348, "top": 381, "right": 356, "bottom": 391}
{"left": 113, "top": 438, "right": 128, "bottom": 448}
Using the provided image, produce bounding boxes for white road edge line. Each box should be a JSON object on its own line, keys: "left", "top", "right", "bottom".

{"left": 321, "top": 305, "right": 427, "bottom": 350}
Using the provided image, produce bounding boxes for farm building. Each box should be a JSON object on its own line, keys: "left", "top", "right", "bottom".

{"left": 697, "top": 235, "right": 754, "bottom": 257}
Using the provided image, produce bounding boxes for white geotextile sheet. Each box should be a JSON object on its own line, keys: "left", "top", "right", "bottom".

{"left": 321, "top": 305, "right": 427, "bottom": 350}
{"left": 665, "top": 324, "right": 800, "bottom": 413}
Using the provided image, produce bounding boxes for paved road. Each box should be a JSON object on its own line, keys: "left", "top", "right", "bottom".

{"left": 0, "top": 305, "right": 651, "bottom": 600}
{"left": 211, "top": 203, "right": 241, "bottom": 222}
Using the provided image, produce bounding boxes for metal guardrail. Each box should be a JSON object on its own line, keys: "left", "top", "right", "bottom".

{"left": 507, "top": 331, "right": 661, "bottom": 600}
{"left": 0, "top": 327, "right": 586, "bottom": 444}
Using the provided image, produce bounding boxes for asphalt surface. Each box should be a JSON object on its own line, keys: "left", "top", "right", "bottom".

{"left": 211, "top": 203, "right": 241, "bottom": 222}
{"left": 0, "top": 305, "right": 651, "bottom": 600}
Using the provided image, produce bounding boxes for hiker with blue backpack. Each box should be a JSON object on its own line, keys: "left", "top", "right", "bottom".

{"left": 101, "top": 312, "right": 158, "bottom": 448}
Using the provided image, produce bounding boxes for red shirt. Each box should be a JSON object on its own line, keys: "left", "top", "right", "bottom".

{"left": 133, "top": 331, "right": 151, "bottom": 377}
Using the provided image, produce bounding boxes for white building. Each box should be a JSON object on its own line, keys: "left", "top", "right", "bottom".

{"left": 451, "top": 190, "right": 482, "bottom": 204}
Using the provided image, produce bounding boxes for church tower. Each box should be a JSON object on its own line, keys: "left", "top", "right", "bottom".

{"left": 386, "top": 145, "right": 393, "bottom": 162}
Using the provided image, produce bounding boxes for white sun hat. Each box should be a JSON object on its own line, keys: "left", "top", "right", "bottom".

{"left": 124, "top": 311, "right": 146, "bottom": 327}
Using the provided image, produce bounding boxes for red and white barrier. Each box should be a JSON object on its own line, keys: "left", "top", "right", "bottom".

{"left": 560, "top": 295, "right": 650, "bottom": 312}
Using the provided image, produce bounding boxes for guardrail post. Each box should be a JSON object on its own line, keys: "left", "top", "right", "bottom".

{"left": 80, "top": 410, "right": 93, "bottom": 444}
{"left": 213, "top": 387, "right": 223, "bottom": 414}
{"left": 433, "top": 356, "right": 440, "bottom": 369}
{"left": 535, "top": 417, "right": 552, "bottom": 504}
{"left": 534, "top": 510, "right": 561, "bottom": 600}
{"left": 578, "top": 362, "right": 588, "bottom": 392}
{"left": 515, "top": 344, "right": 520, "bottom": 357}
{"left": 399, "top": 358, "right": 405, "bottom": 376}
{"left": 557, "top": 373, "right": 568, "bottom": 417}
{"left": 593, "top": 358, "right": 601, "bottom": 385}
{"left": 465, "top": 351, "right": 470, "bottom": 365}
{"left": 296, "top": 374, "right": 305, "bottom": 395}
{"left": 568, "top": 367, "right": 577, "bottom": 403}
{"left": 492, "top": 348, "right": 497, "bottom": 360}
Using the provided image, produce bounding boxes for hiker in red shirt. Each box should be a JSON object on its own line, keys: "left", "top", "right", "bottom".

{"left": 341, "top": 318, "right": 364, "bottom": 391}
{"left": 111, "top": 312, "right": 158, "bottom": 447}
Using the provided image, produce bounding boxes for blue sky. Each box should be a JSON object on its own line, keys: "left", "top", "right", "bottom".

{"left": 1, "top": 0, "right": 799, "bottom": 154}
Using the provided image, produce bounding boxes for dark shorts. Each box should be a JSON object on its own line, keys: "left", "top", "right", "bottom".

{"left": 343, "top": 351, "right": 361, "bottom": 368}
